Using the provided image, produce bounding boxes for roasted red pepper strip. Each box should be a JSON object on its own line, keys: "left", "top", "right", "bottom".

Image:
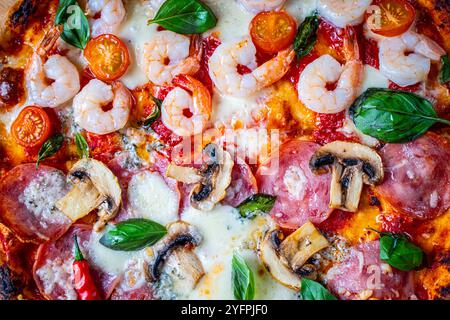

{"left": 73, "top": 235, "right": 101, "bottom": 300}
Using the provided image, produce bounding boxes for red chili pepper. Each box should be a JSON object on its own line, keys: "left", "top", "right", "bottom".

{"left": 73, "top": 235, "right": 101, "bottom": 300}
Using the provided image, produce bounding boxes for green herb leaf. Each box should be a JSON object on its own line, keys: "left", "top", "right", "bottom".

{"left": 377, "top": 232, "right": 424, "bottom": 271}
{"left": 232, "top": 253, "right": 255, "bottom": 300}
{"left": 148, "top": 0, "right": 217, "bottom": 34}
{"left": 99, "top": 218, "right": 167, "bottom": 251}
{"left": 55, "top": 0, "right": 77, "bottom": 25}
{"left": 74, "top": 133, "right": 89, "bottom": 159}
{"left": 439, "top": 54, "right": 450, "bottom": 85}
{"left": 139, "top": 96, "right": 162, "bottom": 127}
{"left": 56, "top": 1, "right": 90, "bottom": 49}
{"left": 293, "top": 14, "right": 319, "bottom": 60}
{"left": 350, "top": 88, "right": 450, "bottom": 143}
{"left": 36, "top": 134, "right": 64, "bottom": 168}
{"left": 236, "top": 194, "right": 276, "bottom": 219}
{"left": 299, "top": 278, "right": 337, "bottom": 300}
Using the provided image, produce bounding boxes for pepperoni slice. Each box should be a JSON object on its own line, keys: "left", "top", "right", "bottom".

{"left": 325, "top": 241, "right": 416, "bottom": 300}
{"left": 0, "top": 164, "right": 72, "bottom": 243}
{"left": 222, "top": 159, "right": 258, "bottom": 207}
{"left": 33, "top": 225, "right": 119, "bottom": 300}
{"left": 256, "top": 140, "right": 332, "bottom": 229}
{"left": 376, "top": 133, "right": 450, "bottom": 219}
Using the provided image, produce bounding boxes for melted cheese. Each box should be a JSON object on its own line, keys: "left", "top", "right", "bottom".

{"left": 359, "top": 65, "right": 389, "bottom": 94}
{"left": 127, "top": 170, "right": 179, "bottom": 225}
{"left": 180, "top": 205, "right": 298, "bottom": 300}
{"left": 87, "top": 230, "right": 146, "bottom": 275}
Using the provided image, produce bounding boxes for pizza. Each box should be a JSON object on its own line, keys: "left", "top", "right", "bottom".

{"left": 0, "top": 0, "right": 449, "bottom": 301}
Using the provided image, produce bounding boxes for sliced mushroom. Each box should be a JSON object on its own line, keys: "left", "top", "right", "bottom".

{"left": 309, "top": 141, "right": 384, "bottom": 212}
{"left": 149, "top": 221, "right": 204, "bottom": 291}
{"left": 165, "top": 144, "right": 234, "bottom": 211}
{"left": 279, "top": 221, "right": 330, "bottom": 273}
{"left": 259, "top": 222, "right": 330, "bottom": 289}
{"left": 259, "top": 229, "right": 302, "bottom": 290}
{"left": 56, "top": 158, "right": 122, "bottom": 231}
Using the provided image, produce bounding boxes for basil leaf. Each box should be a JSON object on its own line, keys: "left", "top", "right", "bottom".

{"left": 99, "top": 218, "right": 167, "bottom": 251}
{"left": 138, "top": 96, "right": 162, "bottom": 127}
{"left": 74, "top": 133, "right": 89, "bottom": 159}
{"left": 379, "top": 233, "right": 423, "bottom": 271}
{"left": 293, "top": 14, "right": 319, "bottom": 60}
{"left": 350, "top": 88, "right": 450, "bottom": 143}
{"left": 148, "top": 0, "right": 217, "bottom": 34}
{"left": 231, "top": 253, "right": 255, "bottom": 300}
{"left": 36, "top": 134, "right": 64, "bottom": 168}
{"left": 57, "top": 2, "right": 90, "bottom": 49}
{"left": 299, "top": 278, "right": 337, "bottom": 300}
{"left": 55, "top": 0, "right": 76, "bottom": 25}
{"left": 236, "top": 194, "right": 276, "bottom": 219}
{"left": 439, "top": 54, "right": 450, "bottom": 85}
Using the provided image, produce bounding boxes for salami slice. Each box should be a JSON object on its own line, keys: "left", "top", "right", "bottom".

{"left": 222, "top": 159, "right": 258, "bottom": 207}
{"left": 33, "top": 225, "right": 119, "bottom": 300}
{"left": 0, "top": 164, "right": 72, "bottom": 243}
{"left": 376, "top": 133, "right": 450, "bottom": 219}
{"left": 325, "top": 241, "right": 416, "bottom": 300}
{"left": 256, "top": 140, "right": 332, "bottom": 229}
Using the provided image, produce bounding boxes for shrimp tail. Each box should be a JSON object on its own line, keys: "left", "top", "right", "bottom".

{"left": 343, "top": 26, "right": 361, "bottom": 62}
{"left": 37, "top": 25, "right": 63, "bottom": 57}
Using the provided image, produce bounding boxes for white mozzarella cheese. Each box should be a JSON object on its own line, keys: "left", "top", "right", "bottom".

{"left": 178, "top": 205, "right": 298, "bottom": 300}
{"left": 127, "top": 170, "right": 179, "bottom": 225}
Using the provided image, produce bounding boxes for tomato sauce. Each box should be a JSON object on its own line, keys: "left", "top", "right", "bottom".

{"left": 312, "top": 111, "right": 357, "bottom": 145}
{"left": 361, "top": 37, "right": 379, "bottom": 69}
{"left": 319, "top": 209, "right": 354, "bottom": 234}
{"left": 388, "top": 81, "right": 422, "bottom": 93}
{"left": 193, "top": 35, "right": 221, "bottom": 94}
{"left": 85, "top": 132, "right": 121, "bottom": 163}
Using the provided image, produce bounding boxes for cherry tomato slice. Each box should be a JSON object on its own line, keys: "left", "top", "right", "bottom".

{"left": 250, "top": 11, "right": 297, "bottom": 54}
{"left": 11, "top": 106, "right": 52, "bottom": 148}
{"left": 84, "top": 34, "right": 130, "bottom": 81}
{"left": 366, "top": 0, "right": 415, "bottom": 37}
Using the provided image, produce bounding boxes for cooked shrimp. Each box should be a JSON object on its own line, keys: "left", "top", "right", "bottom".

{"left": 26, "top": 53, "right": 80, "bottom": 108}
{"left": 317, "top": 0, "right": 372, "bottom": 28}
{"left": 208, "top": 37, "right": 294, "bottom": 97}
{"left": 73, "top": 79, "right": 132, "bottom": 134}
{"left": 161, "top": 75, "right": 212, "bottom": 137}
{"left": 144, "top": 31, "right": 201, "bottom": 86}
{"left": 297, "top": 31, "right": 363, "bottom": 114}
{"left": 379, "top": 31, "right": 445, "bottom": 87}
{"left": 87, "top": 0, "right": 126, "bottom": 37}
{"left": 238, "top": 0, "right": 286, "bottom": 13}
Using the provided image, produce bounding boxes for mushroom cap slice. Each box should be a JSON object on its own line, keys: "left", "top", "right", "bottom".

{"left": 309, "top": 141, "right": 384, "bottom": 184}
{"left": 56, "top": 158, "right": 122, "bottom": 231}
{"left": 149, "top": 221, "right": 204, "bottom": 291}
{"left": 309, "top": 141, "right": 384, "bottom": 212}
{"left": 190, "top": 144, "right": 234, "bottom": 211}
{"left": 279, "top": 221, "right": 329, "bottom": 272}
{"left": 258, "top": 230, "right": 301, "bottom": 290}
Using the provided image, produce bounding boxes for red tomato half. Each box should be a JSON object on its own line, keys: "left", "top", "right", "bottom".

{"left": 250, "top": 11, "right": 297, "bottom": 54}
{"left": 11, "top": 106, "right": 52, "bottom": 148}
{"left": 84, "top": 34, "right": 130, "bottom": 81}
{"left": 366, "top": 0, "right": 415, "bottom": 37}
